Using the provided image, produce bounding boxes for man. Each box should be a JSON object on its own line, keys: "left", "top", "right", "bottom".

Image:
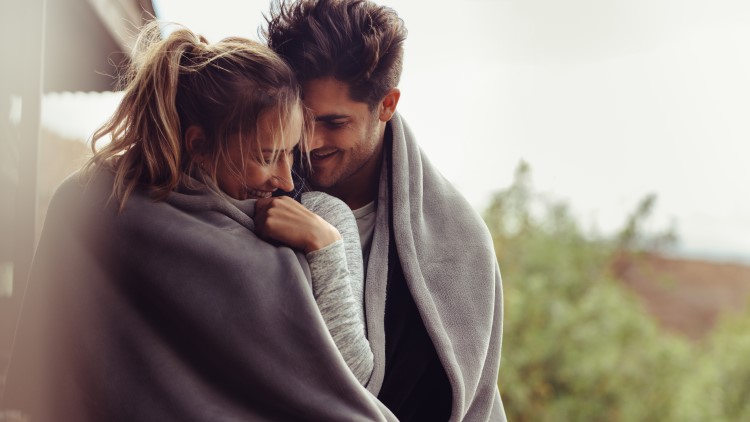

{"left": 265, "top": 1, "right": 507, "bottom": 420}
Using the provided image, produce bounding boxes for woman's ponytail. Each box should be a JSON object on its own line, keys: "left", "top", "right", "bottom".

{"left": 86, "top": 23, "right": 205, "bottom": 208}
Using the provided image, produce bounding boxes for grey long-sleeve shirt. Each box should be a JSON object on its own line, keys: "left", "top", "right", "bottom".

{"left": 302, "top": 192, "right": 373, "bottom": 386}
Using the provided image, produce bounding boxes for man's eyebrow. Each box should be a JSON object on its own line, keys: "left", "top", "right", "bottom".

{"left": 315, "top": 114, "right": 349, "bottom": 122}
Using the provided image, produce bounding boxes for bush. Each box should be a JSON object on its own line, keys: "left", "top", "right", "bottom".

{"left": 681, "top": 306, "right": 750, "bottom": 421}
{"left": 488, "top": 162, "right": 695, "bottom": 421}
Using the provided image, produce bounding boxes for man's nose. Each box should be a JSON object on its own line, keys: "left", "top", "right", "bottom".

{"left": 306, "top": 127, "right": 324, "bottom": 151}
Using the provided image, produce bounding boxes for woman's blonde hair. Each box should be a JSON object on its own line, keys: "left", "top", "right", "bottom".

{"left": 85, "top": 21, "right": 309, "bottom": 209}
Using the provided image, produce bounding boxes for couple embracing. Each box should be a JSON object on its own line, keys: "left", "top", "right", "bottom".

{"left": 3, "top": 1, "right": 505, "bottom": 420}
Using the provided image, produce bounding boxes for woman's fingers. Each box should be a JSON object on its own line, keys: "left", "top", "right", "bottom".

{"left": 254, "top": 197, "right": 341, "bottom": 253}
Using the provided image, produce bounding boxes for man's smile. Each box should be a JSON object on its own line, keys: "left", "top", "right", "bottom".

{"left": 310, "top": 148, "right": 340, "bottom": 163}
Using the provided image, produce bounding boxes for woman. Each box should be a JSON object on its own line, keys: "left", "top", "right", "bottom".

{"left": 2, "top": 23, "right": 388, "bottom": 422}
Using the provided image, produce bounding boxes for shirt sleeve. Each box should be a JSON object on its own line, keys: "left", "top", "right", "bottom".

{"left": 301, "top": 192, "right": 373, "bottom": 386}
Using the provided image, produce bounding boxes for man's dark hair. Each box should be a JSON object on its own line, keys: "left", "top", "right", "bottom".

{"left": 264, "top": 0, "right": 407, "bottom": 108}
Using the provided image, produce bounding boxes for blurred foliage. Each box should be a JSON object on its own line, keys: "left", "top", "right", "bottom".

{"left": 686, "top": 305, "right": 750, "bottom": 421}
{"left": 487, "top": 162, "right": 750, "bottom": 421}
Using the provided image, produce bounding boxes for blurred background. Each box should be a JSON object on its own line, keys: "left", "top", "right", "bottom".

{"left": 1, "top": 0, "right": 749, "bottom": 420}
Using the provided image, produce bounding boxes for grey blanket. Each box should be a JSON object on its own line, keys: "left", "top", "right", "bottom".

{"left": 365, "top": 113, "right": 506, "bottom": 421}
{"left": 3, "top": 112, "right": 505, "bottom": 421}
{"left": 2, "top": 171, "right": 397, "bottom": 421}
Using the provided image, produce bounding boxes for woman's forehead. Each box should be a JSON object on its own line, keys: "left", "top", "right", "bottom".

{"left": 256, "top": 105, "right": 303, "bottom": 150}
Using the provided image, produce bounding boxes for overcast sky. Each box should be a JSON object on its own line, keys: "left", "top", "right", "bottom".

{"left": 43, "top": 0, "right": 750, "bottom": 262}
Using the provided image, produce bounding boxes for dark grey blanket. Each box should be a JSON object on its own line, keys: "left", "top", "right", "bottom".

{"left": 2, "top": 170, "right": 397, "bottom": 421}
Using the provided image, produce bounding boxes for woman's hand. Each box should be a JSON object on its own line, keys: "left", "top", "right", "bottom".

{"left": 254, "top": 196, "right": 342, "bottom": 254}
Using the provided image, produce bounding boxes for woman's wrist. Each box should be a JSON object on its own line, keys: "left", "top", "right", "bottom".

{"left": 303, "top": 222, "right": 342, "bottom": 254}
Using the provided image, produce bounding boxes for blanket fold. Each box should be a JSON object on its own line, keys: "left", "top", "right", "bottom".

{"left": 366, "top": 113, "right": 506, "bottom": 421}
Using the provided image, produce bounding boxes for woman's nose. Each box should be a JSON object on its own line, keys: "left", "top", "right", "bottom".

{"left": 271, "top": 156, "right": 294, "bottom": 192}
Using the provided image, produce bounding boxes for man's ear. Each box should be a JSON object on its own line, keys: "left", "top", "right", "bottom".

{"left": 378, "top": 87, "right": 401, "bottom": 122}
{"left": 184, "top": 125, "right": 207, "bottom": 159}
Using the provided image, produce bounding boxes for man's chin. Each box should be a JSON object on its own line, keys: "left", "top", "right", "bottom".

{"left": 308, "top": 174, "right": 338, "bottom": 192}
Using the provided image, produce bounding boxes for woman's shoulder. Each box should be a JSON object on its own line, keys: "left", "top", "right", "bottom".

{"left": 45, "top": 167, "right": 115, "bottom": 218}
{"left": 300, "top": 191, "right": 350, "bottom": 215}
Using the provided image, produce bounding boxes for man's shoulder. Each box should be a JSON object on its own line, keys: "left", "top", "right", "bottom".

{"left": 388, "top": 113, "right": 493, "bottom": 245}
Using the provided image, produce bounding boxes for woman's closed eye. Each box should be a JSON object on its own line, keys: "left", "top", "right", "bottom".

{"left": 254, "top": 153, "right": 271, "bottom": 165}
